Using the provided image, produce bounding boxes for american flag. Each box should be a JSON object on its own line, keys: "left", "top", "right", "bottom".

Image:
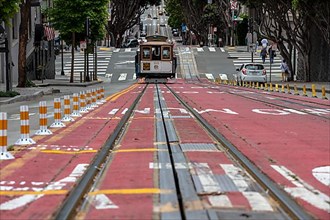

{"left": 44, "top": 26, "right": 55, "bottom": 41}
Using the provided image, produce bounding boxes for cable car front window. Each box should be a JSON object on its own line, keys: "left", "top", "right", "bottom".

{"left": 152, "top": 46, "right": 161, "bottom": 60}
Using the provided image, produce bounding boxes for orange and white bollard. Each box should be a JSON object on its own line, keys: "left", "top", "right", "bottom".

{"left": 0, "top": 112, "right": 14, "bottom": 160}
{"left": 96, "top": 88, "right": 103, "bottom": 105}
{"left": 100, "top": 86, "right": 106, "bottom": 103}
{"left": 71, "top": 93, "right": 82, "bottom": 117}
{"left": 15, "top": 105, "right": 36, "bottom": 145}
{"left": 91, "top": 89, "right": 98, "bottom": 108}
{"left": 50, "top": 98, "right": 66, "bottom": 128}
{"left": 35, "top": 101, "right": 52, "bottom": 135}
{"left": 79, "top": 91, "right": 88, "bottom": 113}
{"left": 62, "top": 95, "right": 74, "bottom": 122}
{"left": 86, "top": 90, "right": 94, "bottom": 110}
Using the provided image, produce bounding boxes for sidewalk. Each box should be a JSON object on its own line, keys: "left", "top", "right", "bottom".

{"left": 0, "top": 75, "right": 103, "bottom": 106}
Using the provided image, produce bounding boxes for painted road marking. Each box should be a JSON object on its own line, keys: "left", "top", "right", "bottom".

{"left": 208, "top": 195, "right": 232, "bottom": 207}
{"left": 272, "top": 165, "right": 330, "bottom": 212}
{"left": 220, "top": 164, "right": 249, "bottom": 191}
{"left": 243, "top": 192, "right": 273, "bottom": 211}
{"left": 118, "top": 73, "right": 127, "bottom": 81}
{"left": 194, "top": 108, "right": 238, "bottom": 115}
{"left": 89, "top": 194, "right": 119, "bottom": 209}
{"left": 312, "top": 166, "right": 330, "bottom": 186}
{"left": 193, "top": 162, "right": 221, "bottom": 193}
{"left": 0, "top": 164, "right": 88, "bottom": 210}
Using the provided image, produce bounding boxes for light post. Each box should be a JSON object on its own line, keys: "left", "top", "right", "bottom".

{"left": 0, "top": 24, "right": 10, "bottom": 92}
{"left": 61, "top": 38, "right": 64, "bottom": 75}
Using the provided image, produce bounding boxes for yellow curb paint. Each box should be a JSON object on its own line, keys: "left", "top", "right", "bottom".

{"left": 88, "top": 188, "right": 170, "bottom": 195}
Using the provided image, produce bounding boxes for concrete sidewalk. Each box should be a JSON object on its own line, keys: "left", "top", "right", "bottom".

{"left": 0, "top": 75, "right": 103, "bottom": 106}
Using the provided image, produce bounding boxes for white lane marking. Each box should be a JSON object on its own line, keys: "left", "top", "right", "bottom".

{"left": 118, "top": 73, "right": 127, "bottom": 81}
{"left": 220, "top": 47, "right": 225, "bottom": 52}
{"left": 220, "top": 164, "right": 249, "bottom": 191}
{"left": 113, "top": 49, "right": 120, "bottom": 52}
{"left": 90, "top": 194, "right": 119, "bottom": 209}
{"left": 205, "top": 74, "right": 214, "bottom": 80}
{"left": 108, "top": 109, "right": 119, "bottom": 115}
{"left": 124, "top": 48, "right": 131, "bottom": 52}
{"left": 193, "top": 163, "right": 221, "bottom": 193}
{"left": 272, "top": 165, "right": 330, "bottom": 212}
{"left": 0, "top": 164, "right": 88, "bottom": 210}
{"left": 197, "top": 48, "right": 204, "bottom": 52}
{"left": 194, "top": 108, "right": 238, "bottom": 115}
{"left": 312, "top": 166, "right": 330, "bottom": 186}
{"left": 135, "top": 108, "right": 150, "bottom": 114}
{"left": 208, "top": 195, "right": 232, "bottom": 207}
{"left": 219, "top": 74, "right": 228, "bottom": 81}
{"left": 243, "top": 192, "right": 273, "bottom": 211}
{"left": 209, "top": 47, "right": 216, "bottom": 52}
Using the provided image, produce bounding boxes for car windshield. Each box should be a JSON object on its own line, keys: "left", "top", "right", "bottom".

{"left": 245, "top": 64, "right": 264, "bottom": 70}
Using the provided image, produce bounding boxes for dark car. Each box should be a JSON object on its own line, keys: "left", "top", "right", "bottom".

{"left": 123, "top": 38, "right": 139, "bottom": 48}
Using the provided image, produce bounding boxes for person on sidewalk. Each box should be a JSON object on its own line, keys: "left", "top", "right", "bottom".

{"left": 280, "top": 59, "right": 290, "bottom": 82}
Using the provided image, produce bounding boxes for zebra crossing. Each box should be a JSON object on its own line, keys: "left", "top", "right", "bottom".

{"left": 63, "top": 50, "right": 113, "bottom": 78}
{"left": 228, "top": 51, "right": 283, "bottom": 77}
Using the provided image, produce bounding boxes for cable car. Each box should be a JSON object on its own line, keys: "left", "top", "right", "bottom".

{"left": 135, "top": 35, "right": 177, "bottom": 83}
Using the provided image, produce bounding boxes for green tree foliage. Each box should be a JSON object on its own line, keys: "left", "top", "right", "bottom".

{"left": 108, "top": 0, "right": 161, "bottom": 47}
{"left": 0, "top": 0, "right": 20, "bottom": 24}
{"left": 48, "top": 0, "right": 108, "bottom": 82}
{"left": 165, "top": 0, "right": 184, "bottom": 28}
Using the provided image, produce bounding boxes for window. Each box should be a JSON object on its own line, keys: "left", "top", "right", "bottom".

{"left": 152, "top": 46, "right": 161, "bottom": 60}
{"left": 162, "top": 46, "right": 171, "bottom": 60}
{"left": 142, "top": 47, "right": 151, "bottom": 60}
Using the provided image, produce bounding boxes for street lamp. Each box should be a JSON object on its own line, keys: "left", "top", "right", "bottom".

{"left": 0, "top": 24, "right": 10, "bottom": 92}
{"left": 61, "top": 37, "right": 64, "bottom": 75}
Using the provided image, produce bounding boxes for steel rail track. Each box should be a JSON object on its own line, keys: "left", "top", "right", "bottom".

{"left": 195, "top": 81, "right": 329, "bottom": 120}
{"left": 155, "top": 84, "right": 187, "bottom": 220}
{"left": 53, "top": 84, "right": 148, "bottom": 220}
{"left": 165, "top": 84, "right": 313, "bottom": 220}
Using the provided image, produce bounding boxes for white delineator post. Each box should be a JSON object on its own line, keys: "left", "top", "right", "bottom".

{"left": 61, "top": 95, "right": 74, "bottom": 122}
{"left": 15, "top": 105, "right": 36, "bottom": 145}
{"left": 50, "top": 98, "right": 66, "bottom": 128}
{"left": 0, "top": 112, "right": 14, "bottom": 160}
{"left": 35, "top": 101, "right": 52, "bottom": 135}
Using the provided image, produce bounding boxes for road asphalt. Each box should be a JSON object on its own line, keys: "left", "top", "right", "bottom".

{"left": 1, "top": 74, "right": 329, "bottom": 106}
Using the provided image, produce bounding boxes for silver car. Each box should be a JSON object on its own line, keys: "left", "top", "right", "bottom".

{"left": 236, "top": 63, "right": 267, "bottom": 83}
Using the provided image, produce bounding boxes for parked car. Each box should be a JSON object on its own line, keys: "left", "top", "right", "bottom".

{"left": 236, "top": 63, "right": 267, "bottom": 83}
{"left": 123, "top": 38, "right": 139, "bottom": 48}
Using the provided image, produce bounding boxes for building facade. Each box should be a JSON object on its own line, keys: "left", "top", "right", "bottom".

{"left": 0, "top": 0, "right": 55, "bottom": 89}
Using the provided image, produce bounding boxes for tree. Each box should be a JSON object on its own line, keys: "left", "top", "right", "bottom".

{"left": 17, "top": 0, "right": 31, "bottom": 87}
{"left": 239, "top": 0, "right": 329, "bottom": 81}
{"left": 0, "top": 0, "right": 20, "bottom": 23}
{"left": 108, "top": 0, "right": 160, "bottom": 48}
{"left": 49, "top": 0, "right": 108, "bottom": 83}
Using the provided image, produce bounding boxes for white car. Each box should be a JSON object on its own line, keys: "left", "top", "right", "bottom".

{"left": 236, "top": 63, "right": 267, "bottom": 83}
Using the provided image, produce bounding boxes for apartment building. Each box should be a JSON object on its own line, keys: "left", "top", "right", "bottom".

{"left": 0, "top": 0, "right": 55, "bottom": 88}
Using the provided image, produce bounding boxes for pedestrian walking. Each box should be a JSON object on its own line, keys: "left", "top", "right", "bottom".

{"left": 261, "top": 38, "right": 268, "bottom": 48}
{"left": 268, "top": 45, "right": 276, "bottom": 64}
{"left": 260, "top": 47, "right": 267, "bottom": 64}
{"left": 280, "top": 59, "right": 290, "bottom": 82}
